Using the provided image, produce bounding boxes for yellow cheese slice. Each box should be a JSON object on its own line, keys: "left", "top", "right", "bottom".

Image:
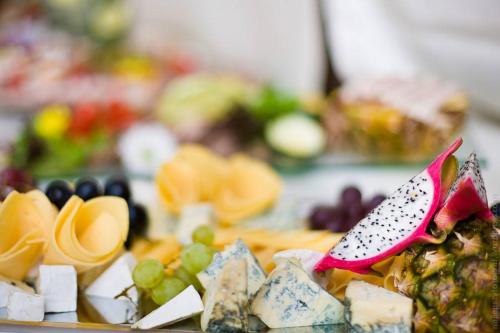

{"left": 0, "top": 238, "right": 44, "bottom": 281}
{"left": 213, "top": 155, "right": 282, "bottom": 224}
{"left": 44, "top": 196, "right": 129, "bottom": 273}
{"left": 176, "top": 144, "right": 228, "bottom": 200}
{"left": 0, "top": 191, "right": 49, "bottom": 280}
{"left": 133, "top": 234, "right": 181, "bottom": 265}
{"left": 156, "top": 158, "right": 202, "bottom": 214}
{"left": 25, "top": 190, "right": 58, "bottom": 241}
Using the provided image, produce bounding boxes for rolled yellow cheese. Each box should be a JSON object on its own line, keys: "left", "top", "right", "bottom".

{"left": 0, "top": 191, "right": 54, "bottom": 280}
{"left": 213, "top": 155, "right": 282, "bottom": 225}
{"left": 176, "top": 144, "right": 228, "bottom": 200}
{"left": 44, "top": 195, "right": 129, "bottom": 273}
{"left": 156, "top": 158, "right": 202, "bottom": 214}
{"left": 156, "top": 145, "right": 227, "bottom": 214}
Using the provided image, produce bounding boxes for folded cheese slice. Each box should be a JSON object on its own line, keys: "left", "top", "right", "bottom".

{"left": 44, "top": 196, "right": 128, "bottom": 273}
{"left": 0, "top": 191, "right": 53, "bottom": 280}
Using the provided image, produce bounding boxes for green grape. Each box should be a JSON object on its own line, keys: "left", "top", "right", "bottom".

{"left": 132, "top": 259, "right": 165, "bottom": 289}
{"left": 180, "top": 243, "right": 215, "bottom": 275}
{"left": 151, "top": 277, "right": 187, "bottom": 305}
{"left": 192, "top": 225, "right": 215, "bottom": 246}
{"left": 174, "top": 266, "right": 203, "bottom": 291}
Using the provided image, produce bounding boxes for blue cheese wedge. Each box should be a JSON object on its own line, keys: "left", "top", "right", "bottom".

{"left": 84, "top": 253, "right": 139, "bottom": 324}
{"left": 176, "top": 204, "right": 214, "bottom": 245}
{"left": 345, "top": 280, "right": 412, "bottom": 333}
{"left": 272, "top": 249, "right": 328, "bottom": 288}
{"left": 201, "top": 259, "right": 248, "bottom": 333}
{"left": 6, "top": 291, "right": 44, "bottom": 322}
{"left": 251, "top": 261, "right": 344, "bottom": 328}
{"left": 36, "top": 265, "right": 77, "bottom": 313}
{"left": 132, "top": 285, "right": 203, "bottom": 329}
{"left": 197, "top": 239, "right": 266, "bottom": 299}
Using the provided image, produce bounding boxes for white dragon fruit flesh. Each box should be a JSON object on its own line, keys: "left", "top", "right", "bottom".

{"left": 314, "top": 138, "right": 463, "bottom": 274}
{"left": 434, "top": 152, "right": 495, "bottom": 232}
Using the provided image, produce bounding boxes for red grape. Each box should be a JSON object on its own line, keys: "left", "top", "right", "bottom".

{"left": 340, "top": 186, "right": 362, "bottom": 207}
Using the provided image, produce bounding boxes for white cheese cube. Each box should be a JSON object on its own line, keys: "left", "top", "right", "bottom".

{"left": 345, "top": 280, "right": 413, "bottom": 333}
{"left": 36, "top": 265, "right": 77, "bottom": 313}
{"left": 44, "top": 311, "right": 78, "bottom": 323}
{"left": 272, "top": 249, "right": 328, "bottom": 288}
{"left": 197, "top": 239, "right": 266, "bottom": 299}
{"left": 0, "top": 281, "right": 31, "bottom": 308}
{"left": 85, "top": 252, "right": 138, "bottom": 303}
{"left": 176, "top": 204, "right": 214, "bottom": 245}
{"left": 0, "top": 307, "right": 6, "bottom": 320}
{"left": 0, "top": 281, "right": 34, "bottom": 319}
{"left": 7, "top": 291, "right": 44, "bottom": 322}
{"left": 132, "top": 285, "right": 204, "bottom": 329}
{"left": 251, "top": 261, "right": 344, "bottom": 328}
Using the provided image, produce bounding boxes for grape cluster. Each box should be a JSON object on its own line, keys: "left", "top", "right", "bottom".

{"left": 132, "top": 225, "right": 215, "bottom": 306}
{"left": 0, "top": 168, "right": 36, "bottom": 201}
{"left": 308, "top": 186, "right": 386, "bottom": 232}
{"left": 44, "top": 176, "right": 148, "bottom": 246}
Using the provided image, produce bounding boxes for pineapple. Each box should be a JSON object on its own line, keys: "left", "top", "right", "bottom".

{"left": 396, "top": 218, "right": 499, "bottom": 333}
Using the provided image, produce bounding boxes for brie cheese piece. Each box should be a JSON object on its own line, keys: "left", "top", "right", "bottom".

{"left": 251, "top": 261, "right": 344, "bottom": 328}
{"left": 85, "top": 252, "right": 138, "bottom": 302}
{"left": 201, "top": 259, "right": 248, "bottom": 333}
{"left": 176, "top": 204, "right": 214, "bottom": 245}
{"left": 36, "top": 265, "right": 77, "bottom": 313}
{"left": 85, "top": 296, "right": 138, "bottom": 324}
{"left": 132, "top": 285, "right": 203, "bottom": 329}
{"left": 197, "top": 239, "right": 266, "bottom": 299}
{"left": 7, "top": 291, "right": 44, "bottom": 322}
{"left": 84, "top": 253, "right": 139, "bottom": 324}
{"left": 345, "top": 280, "right": 412, "bottom": 333}
{"left": 272, "top": 249, "right": 328, "bottom": 288}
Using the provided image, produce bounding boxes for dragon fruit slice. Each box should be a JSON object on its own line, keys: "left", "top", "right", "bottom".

{"left": 314, "top": 138, "right": 463, "bottom": 274}
{"left": 434, "top": 152, "right": 495, "bottom": 232}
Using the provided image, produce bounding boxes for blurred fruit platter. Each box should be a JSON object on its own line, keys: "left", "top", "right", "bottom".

{"left": 0, "top": 2, "right": 473, "bottom": 177}
{"left": 0, "top": 138, "right": 498, "bottom": 333}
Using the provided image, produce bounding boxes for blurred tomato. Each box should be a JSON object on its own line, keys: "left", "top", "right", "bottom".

{"left": 103, "top": 100, "right": 136, "bottom": 133}
{"left": 69, "top": 102, "right": 100, "bottom": 137}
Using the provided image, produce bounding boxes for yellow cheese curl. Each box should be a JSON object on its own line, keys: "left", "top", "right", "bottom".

{"left": 213, "top": 155, "right": 282, "bottom": 225}
{"left": 0, "top": 191, "right": 56, "bottom": 280}
{"left": 156, "top": 145, "right": 282, "bottom": 224}
{"left": 44, "top": 195, "right": 129, "bottom": 273}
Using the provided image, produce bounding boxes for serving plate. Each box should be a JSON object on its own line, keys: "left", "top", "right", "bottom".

{"left": 0, "top": 320, "right": 346, "bottom": 333}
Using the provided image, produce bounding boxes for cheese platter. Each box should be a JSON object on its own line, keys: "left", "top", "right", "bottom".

{"left": 0, "top": 139, "right": 497, "bottom": 333}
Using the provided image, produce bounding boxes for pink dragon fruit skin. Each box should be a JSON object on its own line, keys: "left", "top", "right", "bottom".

{"left": 314, "top": 137, "right": 463, "bottom": 274}
{"left": 434, "top": 152, "right": 495, "bottom": 233}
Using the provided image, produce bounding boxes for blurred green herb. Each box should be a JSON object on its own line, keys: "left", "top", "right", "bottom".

{"left": 248, "top": 85, "right": 300, "bottom": 122}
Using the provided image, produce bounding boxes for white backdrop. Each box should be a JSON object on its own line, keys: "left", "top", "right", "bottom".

{"left": 127, "top": 0, "right": 326, "bottom": 95}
